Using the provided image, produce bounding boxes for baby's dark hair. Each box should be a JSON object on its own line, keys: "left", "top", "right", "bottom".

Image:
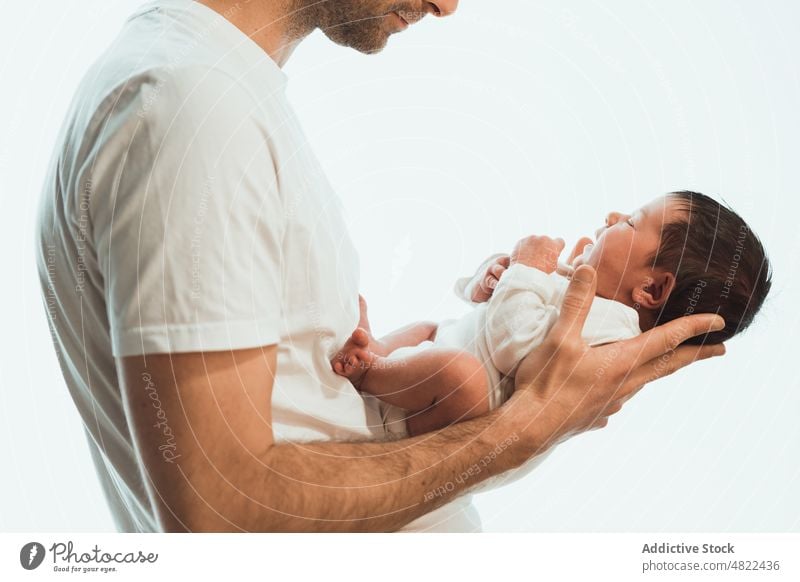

{"left": 650, "top": 191, "right": 772, "bottom": 345}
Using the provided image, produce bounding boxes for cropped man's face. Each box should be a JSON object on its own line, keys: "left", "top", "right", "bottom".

{"left": 310, "top": 1, "right": 459, "bottom": 53}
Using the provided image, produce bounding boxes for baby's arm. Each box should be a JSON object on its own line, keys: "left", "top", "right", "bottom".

{"left": 486, "top": 234, "right": 644, "bottom": 376}
{"left": 485, "top": 265, "right": 562, "bottom": 376}
{"left": 485, "top": 236, "right": 566, "bottom": 377}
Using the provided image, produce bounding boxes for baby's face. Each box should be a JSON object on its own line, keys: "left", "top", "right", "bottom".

{"left": 571, "top": 196, "right": 684, "bottom": 305}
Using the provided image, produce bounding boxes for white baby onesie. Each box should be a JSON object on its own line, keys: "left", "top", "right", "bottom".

{"left": 381, "top": 257, "right": 643, "bottom": 531}
{"left": 378, "top": 260, "right": 642, "bottom": 438}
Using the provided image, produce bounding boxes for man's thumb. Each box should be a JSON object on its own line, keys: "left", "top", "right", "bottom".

{"left": 553, "top": 265, "right": 597, "bottom": 339}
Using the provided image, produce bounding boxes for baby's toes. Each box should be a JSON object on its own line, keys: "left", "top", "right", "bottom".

{"left": 354, "top": 349, "right": 373, "bottom": 369}
{"left": 343, "top": 353, "right": 361, "bottom": 373}
{"left": 350, "top": 328, "right": 370, "bottom": 348}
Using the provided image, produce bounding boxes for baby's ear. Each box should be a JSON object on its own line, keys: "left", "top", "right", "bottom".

{"left": 633, "top": 271, "right": 676, "bottom": 310}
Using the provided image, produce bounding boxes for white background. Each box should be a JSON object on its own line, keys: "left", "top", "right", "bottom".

{"left": 0, "top": 0, "right": 798, "bottom": 532}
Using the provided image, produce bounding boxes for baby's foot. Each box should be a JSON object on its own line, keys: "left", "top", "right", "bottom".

{"left": 331, "top": 328, "right": 377, "bottom": 390}
{"left": 354, "top": 295, "right": 391, "bottom": 357}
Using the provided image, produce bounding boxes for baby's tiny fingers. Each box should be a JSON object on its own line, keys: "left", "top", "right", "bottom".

{"left": 481, "top": 265, "right": 505, "bottom": 292}
{"left": 480, "top": 274, "right": 498, "bottom": 292}
{"left": 489, "top": 263, "right": 506, "bottom": 280}
{"left": 568, "top": 237, "right": 594, "bottom": 264}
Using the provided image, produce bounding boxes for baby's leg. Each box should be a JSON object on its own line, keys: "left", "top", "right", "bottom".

{"left": 361, "top": 348, "right": 491, "bottom": 434}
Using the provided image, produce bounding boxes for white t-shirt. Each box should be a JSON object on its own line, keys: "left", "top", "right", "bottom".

{"left": 36, "top": 0, "right": 390, "bottom": 532}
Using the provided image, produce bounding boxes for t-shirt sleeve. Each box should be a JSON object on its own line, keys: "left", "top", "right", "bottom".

{"left": 89, "top": 66, "right": 285, "bottom": 357}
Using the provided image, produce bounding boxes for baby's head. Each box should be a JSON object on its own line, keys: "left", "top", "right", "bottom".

{"left": 571, "top": 191, "right": 772, "bottom": 344}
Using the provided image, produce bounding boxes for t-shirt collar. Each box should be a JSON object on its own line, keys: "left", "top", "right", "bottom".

{"left": 130, "top": 0, "right": 290, "bottom": 88}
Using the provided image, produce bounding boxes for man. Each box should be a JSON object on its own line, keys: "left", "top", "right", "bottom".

{"left": 35, "top": 0, "right": 724, "bottom": 532}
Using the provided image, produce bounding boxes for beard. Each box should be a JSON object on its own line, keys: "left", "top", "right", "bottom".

{"left": 292, "top": 0, "right": 416, "bottom": 54}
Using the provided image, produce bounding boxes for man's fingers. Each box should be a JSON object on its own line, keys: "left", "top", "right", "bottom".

{"left": 497, "top": 255, "right": 511, "bottom": 268}
{"left": 622, "top": 313, "right": 726, "bottom": 369}
{"left": 590, "top": 417, "right": 609, "bottom": 431}
{"left": 621, "top": 342, "right": 726, "bottom": 398}
{"left": 549, "top": 265, "right": 597, "bottom": 340}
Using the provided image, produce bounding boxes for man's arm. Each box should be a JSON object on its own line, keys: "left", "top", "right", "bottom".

{"left": 120, "top": 346, "right": 530, "bottom": 533}
{"left": 120, "top": 266, "right": 726, "bottom": 533}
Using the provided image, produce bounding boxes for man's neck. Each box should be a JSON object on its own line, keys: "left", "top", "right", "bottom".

{"left": 196, "top": 0, "right": 313, "bottom": 67}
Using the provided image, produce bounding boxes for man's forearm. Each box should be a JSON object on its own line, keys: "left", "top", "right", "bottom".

{"left": 160, "top": 393, "right": 538, "bottom": 532}
{"left": 125, "top": 349, "right": 546, "bottom": 533}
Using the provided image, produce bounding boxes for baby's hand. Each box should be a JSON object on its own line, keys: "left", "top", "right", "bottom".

{"left": 471, "top": 255, "right": 511, "bottom": 303}
{"left": 510, "top": 235, "right": 565, "bottom": 274}
{"left": 567, "top": 237, "right": 594, "bottom": 267}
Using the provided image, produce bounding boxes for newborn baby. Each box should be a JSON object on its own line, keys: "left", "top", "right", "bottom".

{"left": 332, "top": 191, "right": 772, "bottom": 438}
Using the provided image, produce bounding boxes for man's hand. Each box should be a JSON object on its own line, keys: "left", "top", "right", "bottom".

{"left": 510, "top": 235, "right": 566, "bottom": 274}
{"left": 470, "top": 255, "right": 511, "bottom": 303}
{"left": 508, "top": 265, "right": 726, "bottom": 454}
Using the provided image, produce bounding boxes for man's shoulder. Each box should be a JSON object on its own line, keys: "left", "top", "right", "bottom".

{"left": 74, "top": 3, "right": 289, "bottom": 144}
{"left": 82, "top": 60, "right": 257, "bottom": 132}
{"left": 79, "top": 32, "right": 264, "bottom": 135}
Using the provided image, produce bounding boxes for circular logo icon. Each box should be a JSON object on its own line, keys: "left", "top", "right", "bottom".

{"left": 20, "top": 542, "right": 46, "bottom": 570}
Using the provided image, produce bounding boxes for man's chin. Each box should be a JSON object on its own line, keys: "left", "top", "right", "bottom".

{"left": 320, "top": 26, "right": 391, "bottom": 55}
{"left": 353, "top": 37, "right": 390, "bottom": 55}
